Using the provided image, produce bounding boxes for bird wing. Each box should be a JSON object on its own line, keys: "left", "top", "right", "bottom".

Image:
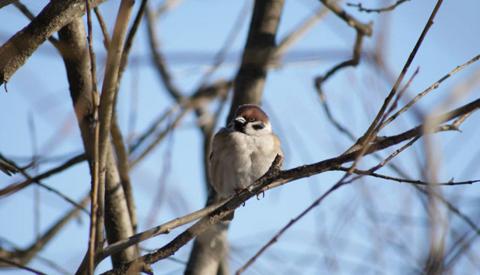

{"left": 208, "top": 128, "right": 231, "bottom": 195}
{"left": 272, "top": 133, "right": 284, "bottom": 168}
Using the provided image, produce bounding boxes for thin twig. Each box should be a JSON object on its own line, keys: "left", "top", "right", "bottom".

{"left": 344, "top": 0, "right": 444, "bottom": 179}
{"left": 384, "top": 67, "right": 420, "bottom": 121}
{"left": 347, "top": 0, "right": 411, "bottom": 14}
{"left": 380, "top": 54, "right": 480, "bottom": 130}
{"left": 319, "top": 0, "right": 372, "bottom": 36}
{"left": 358, "top": 0, "right": 444, "bottom": 144}
{"left": 128, "top": 105, "right": 179, "bottom": 154}
{"left": 155, "top": 0, "right": 183, "bottom": 18}
{"left": 94, "top": 7, "right": 110, "bottom": 48}
{"left": 130, "top": 108, "right": 188, "bottom": 167}
{"left": 367, "top": 136, "right": 421, "bottom": 173}
{"left": 0, "top": 194, "right": 89, "bottom": 270}
{"left": 36, "top": 181, "right": 89, "bottom": 214}
{"left": 194, "top": 0, "right": 250, "bottom": 88}
{"left": 0, "top": 154, "right": 86, "bottom": 196}
{"left": 0, "top": 0, "right": 17, "bottom": 9}
{"left": 0, "top": 257, "right": 47, "bottom": 275}
{"left": 236, "top": 173, "right": 353, "bottom": 274}
{"left": 275, "top": 5, "right": 331, "bottom": 58}
{"left": 0, "top": 153, "right": 18, "bottom": 176}
{"left": 314, "top": 30, "right": 364, "bottom": 87}
{"left": 111, "top": 113, "right": 137, "bottom": 231}
{"left": 336, "top": 168, "right": 480, "bottom": 186}
{"left": 145, "top": 6, "right": 184, "bottom": 101}
{"left": 85, "top": 0, "right": 101, "bottom": 273}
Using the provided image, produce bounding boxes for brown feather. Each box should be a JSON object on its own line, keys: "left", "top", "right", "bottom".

{"left": 234, "top": 104, "right": 269, "bottom": 123}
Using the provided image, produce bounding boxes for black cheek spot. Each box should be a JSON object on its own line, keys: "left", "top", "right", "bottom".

{"left": 253, "top": 123, "right": 265, "bottom": 130}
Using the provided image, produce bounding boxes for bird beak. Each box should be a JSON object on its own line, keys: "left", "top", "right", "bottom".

{"left": 233, "top": 116, "right": 246, "bottom": 132}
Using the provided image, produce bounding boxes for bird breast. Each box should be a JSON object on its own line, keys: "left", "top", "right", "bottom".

{"left": 211, "top": 130, "right": 278, "bottom": 197}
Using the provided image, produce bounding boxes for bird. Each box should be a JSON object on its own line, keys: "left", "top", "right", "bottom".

{"left": 209, "top": 104, "right": 283, "bottom": 199}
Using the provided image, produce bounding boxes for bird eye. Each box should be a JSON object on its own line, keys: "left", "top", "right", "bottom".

{"left": 253, "top": 123, "right": 264, "bottom": 130}
{"left": 248, "top": 118, "right": 255, "bottom": 122}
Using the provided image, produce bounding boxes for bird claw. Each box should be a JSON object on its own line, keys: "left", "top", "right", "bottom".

{"left": 256, "top": 191, "right": 265, "bottom": 200}
{"left": 234, "top": 188, "right": 246, "bottom": 206}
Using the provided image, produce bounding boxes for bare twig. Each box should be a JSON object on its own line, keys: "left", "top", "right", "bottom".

{"left": 155, "top": 0, "right": 183, "bottom": 18}
{"left": 314, "top": 30, "right": 364, "bottom": 87}
{"left": 194, "top": 0, "right": 251, "bottom": 88}
{"left": 0, "top": 154, "right": 86, "bottom": 197}
{"left": 0, "top": 257, "right": 47, "bottom": 274}
{"left": 93, "top": 7, "right": 110, "bottom": 48}
{"left": 111, "top": 114, "right": 137, "bottom": 231}
{"left": 336, "top": 168, "right": 480, "bottom": 186}
{"left": 236, "top": 173, "right": 352, "bottom": 275}
{"left": 313, "top": 1, "right": 370, "bottom": 140}
{"left": 347, "top": 0, "right": 411, "bottom": 14}
{"left": 37, "top": 181, "right": 89, "bottom": 214}
{"left": 380, "top": 54, "right": 480, "bottom": 130}
{"left": 128, "top": 105, "right": 178, "bottom": 154}
{"left": 357, "top": 0, "right": 444, "bottom": 145}
{"left": 275, "top": 5, "right": 331, "bottom": 58}
{"left": 130, "top": 108, "right": 188, "bottom": 167}
{"left": 84, "top": 1, "right": 101, "bottom": 274}
{"left": 319, "top": 0, "right": 372, "bottom": 36}
{"left": 145, "top": 6, "right": 184, "bottom": 101}
{"left": 0, "top": 0, "right": 17, "bottom": 9}
{"left": 384, "top": 67, "right": 420, "bottom": 121}
{"left": 0, "top": 153, "right": 18, "bottom": 176}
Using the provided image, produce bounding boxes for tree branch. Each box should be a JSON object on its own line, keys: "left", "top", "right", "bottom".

{"left": 0, "top": 0, "right": 104, "bottom": 87}
{"left": 102, "top": 97, "right": 480, "bottom": 273}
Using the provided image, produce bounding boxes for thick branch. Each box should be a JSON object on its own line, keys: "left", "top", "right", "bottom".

{"left": 226, "top": 0, "right": 285, "bottom": 122}
{"left": 0, "top": 0, "right": 104, "bottom": 86}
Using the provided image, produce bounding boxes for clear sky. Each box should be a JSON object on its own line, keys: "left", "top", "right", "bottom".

{"left": 1, "top": 0, "right": 480, "bottom": 274}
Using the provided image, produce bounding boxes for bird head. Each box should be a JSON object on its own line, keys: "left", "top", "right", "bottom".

{"left": 229, "top": 104, "right": 272, "bottom": 136}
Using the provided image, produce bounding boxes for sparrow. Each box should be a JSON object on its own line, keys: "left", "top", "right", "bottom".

{"left": 209, "top": 104, "right": 283, "bottom": 199}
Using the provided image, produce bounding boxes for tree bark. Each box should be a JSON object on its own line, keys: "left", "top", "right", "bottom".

{"left": 58, "top": 16, "right": 138, "bottom": 269}
{"left": 0, "top": 0, "right": 104, "bottom": 86}
{"left": 227, "top": 0, "right": 285, "bottom": 122}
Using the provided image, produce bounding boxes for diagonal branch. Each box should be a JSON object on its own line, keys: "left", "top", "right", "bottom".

{"left": 0, "top": 0, "right": 105, "bottom": 87}
{"left": 0, "top": 153, "right": 86, "bottom": 197}
{"left": 102, "top": 97, "right": 480, "bottom": 273}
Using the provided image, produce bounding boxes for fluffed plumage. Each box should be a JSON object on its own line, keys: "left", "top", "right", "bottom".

{"left": 209, "top": 104, "right": 283, "bottom": 198}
